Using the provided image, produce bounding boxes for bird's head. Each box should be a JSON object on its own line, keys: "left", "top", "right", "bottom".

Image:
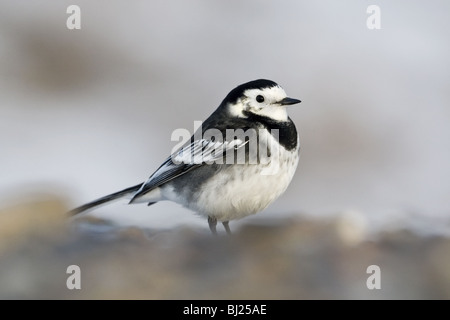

{"left": 222, "top": 79, "right": 301, "bottom": 122}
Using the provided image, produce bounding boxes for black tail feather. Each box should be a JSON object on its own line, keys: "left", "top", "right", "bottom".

{"left": 69, "top": 183, "right": 143, "bottom": 216}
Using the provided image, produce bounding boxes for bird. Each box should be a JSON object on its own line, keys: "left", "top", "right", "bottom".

{"left": 70, "top": 79, "right": 301, "bottom": 234}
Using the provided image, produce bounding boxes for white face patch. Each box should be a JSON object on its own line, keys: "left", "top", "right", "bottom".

{"left": 227, "top": 85, "right": 290, "bottom": 121}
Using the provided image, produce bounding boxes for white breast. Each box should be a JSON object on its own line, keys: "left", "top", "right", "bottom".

{"left": 186, "top": 131, "right": 300, "bottom": 221}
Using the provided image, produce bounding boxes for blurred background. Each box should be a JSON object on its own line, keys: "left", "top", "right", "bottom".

{"left": 0, "top": 0, "right": 449, "bottom": 299}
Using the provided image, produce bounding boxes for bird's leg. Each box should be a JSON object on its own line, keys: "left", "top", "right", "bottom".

{"left": 208, "top": 216, "right": 217, "bottom": 235}
{"left": 222, "top": 221, "right": 231, "bottom": 235}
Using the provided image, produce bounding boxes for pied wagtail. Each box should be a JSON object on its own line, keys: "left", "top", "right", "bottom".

{"left": 70, "top": 79, "right": 301, "bottom": 234}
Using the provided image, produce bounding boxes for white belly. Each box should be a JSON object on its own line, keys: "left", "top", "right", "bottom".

{"left": 190, "top": 132, "right": 299, "bottom": 221}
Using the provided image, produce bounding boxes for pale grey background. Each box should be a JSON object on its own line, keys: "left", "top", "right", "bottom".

{"left": 1, "top": 1, "right": 449, "bottom": 234}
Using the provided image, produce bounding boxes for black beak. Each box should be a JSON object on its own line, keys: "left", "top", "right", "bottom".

{"left": 279, "top": 97, "right": 301, "bottom": 105}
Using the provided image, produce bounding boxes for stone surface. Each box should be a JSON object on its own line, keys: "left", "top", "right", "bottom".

{"left": 0, "top": 197, "right": 449, "bottom": 299}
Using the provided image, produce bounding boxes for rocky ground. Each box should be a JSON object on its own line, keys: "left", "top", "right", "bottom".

{"left": 0, "top": 196, "right": 449, "bottom": 299}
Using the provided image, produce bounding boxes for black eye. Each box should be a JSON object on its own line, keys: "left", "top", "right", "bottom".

{"left": 256, "top": 95, "right": 265, "bottom": 103}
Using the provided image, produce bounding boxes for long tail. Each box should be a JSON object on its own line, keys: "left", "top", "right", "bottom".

{"left": 69, "top": 183, "right": 143, "bottom": 216}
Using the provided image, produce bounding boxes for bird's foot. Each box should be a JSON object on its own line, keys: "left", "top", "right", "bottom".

{"left": 222, "top": 221, "right": 231, "bottom": 235}
{"left": 208, "top": 216, "right": 217, "bottom": 235}
{"left": 208, "top": 217, "right": 232, "bottom": 235}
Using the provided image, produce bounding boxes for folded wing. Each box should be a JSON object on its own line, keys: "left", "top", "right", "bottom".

{"left": 129, "top": 138, "right": 247, "bottom": 203}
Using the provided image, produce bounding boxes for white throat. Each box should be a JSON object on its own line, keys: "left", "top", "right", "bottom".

{"left": 228, "top": 101, "right": 289, "bottom": 122}
{"left": 253, "top": 105, "right": 288, "bottom": 121}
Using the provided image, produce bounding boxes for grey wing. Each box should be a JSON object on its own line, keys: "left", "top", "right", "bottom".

{"left": 129, "top": 138, "right": 247, "bottom": 203}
